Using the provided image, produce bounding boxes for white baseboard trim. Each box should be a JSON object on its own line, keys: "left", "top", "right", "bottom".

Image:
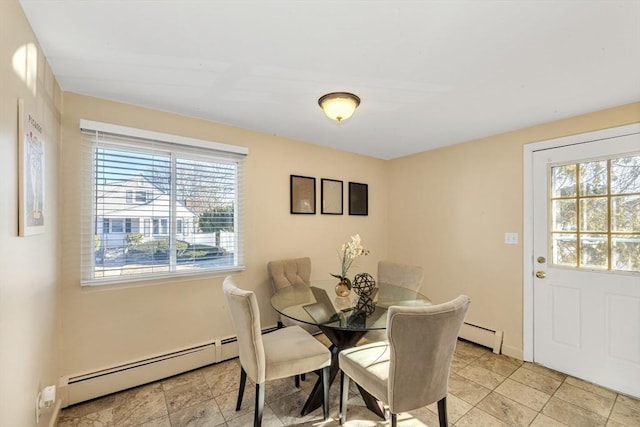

{"left": 37, "top": 398, "right": 62, "bottom": 427}
{"left": 501, "top": 344, "right": 524, "bottom": 360}
{"left": 48, "top": 400, "right": 62, "bottom": 427}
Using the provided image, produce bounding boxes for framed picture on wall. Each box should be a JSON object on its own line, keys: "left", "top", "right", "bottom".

{"left": 321, "top": 178, "right": 343, "bottom": 215}
{"left": 349, "top": 182, "right": 368, "bottom": 216}
{"left": 290, "top": 175, "right": 316, "bottom": 214}
{"left": 18, "top": 98, "right": 46, "bottom": 236}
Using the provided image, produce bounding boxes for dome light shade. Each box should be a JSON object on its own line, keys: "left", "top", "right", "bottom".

{"left": 318, "top": 92, "right": 360, "bottom": 122}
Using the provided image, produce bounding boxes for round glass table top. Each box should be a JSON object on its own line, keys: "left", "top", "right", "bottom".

{"left": 270, "top": 279, "right": 432, "bottom": 331}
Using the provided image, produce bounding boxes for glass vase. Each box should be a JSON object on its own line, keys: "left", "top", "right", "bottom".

{"left": 335, "top": 281, "right": 351, "bottom": 297}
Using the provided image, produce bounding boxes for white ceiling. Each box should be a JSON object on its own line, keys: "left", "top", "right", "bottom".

{"left": 19, "top": 0, "right": 640, "bottom": 160}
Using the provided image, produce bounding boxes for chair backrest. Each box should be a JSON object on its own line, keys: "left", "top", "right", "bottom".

{"left": 267, "top": 257, "right": 311, "bottom": 292}
{"left": 377, "top": 260, "right": 424, "bottom": 292}
{"left": 386, "top": 295, "right": 471, "bottom": 413}
{"left": 222, "top": 276, "right": 266, "bottom": 384}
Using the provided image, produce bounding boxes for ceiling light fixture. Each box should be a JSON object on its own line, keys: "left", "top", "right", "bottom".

{"left": 318, "top": 92, "right": 361, "bottom": 122}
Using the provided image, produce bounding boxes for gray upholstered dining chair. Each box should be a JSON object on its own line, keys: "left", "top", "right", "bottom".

{"left": 267, "top": 257, "right": 323, "bottom": 386}
{"left": 267, "top": 257, "right": 320, "bottom": 334}
{"left": 359, "top": 260, "right": 426, "bottom": 344}
{"left": 222, "top": 276, "right": 331, "bottom": 427}
{"left": 377, "top": 260, "right": 424, "bottom": 292}
{"left": 339, "top": 295, "right": 471, "bottom": 427}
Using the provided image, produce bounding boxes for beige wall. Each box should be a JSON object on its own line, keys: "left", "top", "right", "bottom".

{"left": 59, "top": 93, "right": 638, "bottom": 388}
{"left": 3, "top": 0, "right": 639, "bottom": 420}
{"left": 59, "top": 93, "right": 388, "bottom": 378}
{"left": 387, "top": 102, "right": 640, "bottom": 358}
{"left": 0, "top": 1, "right": 62, "bottom": 425}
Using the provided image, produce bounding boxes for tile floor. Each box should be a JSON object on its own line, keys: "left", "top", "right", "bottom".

{"left": 57, "top": 337, "right": 640, "bottom": 427}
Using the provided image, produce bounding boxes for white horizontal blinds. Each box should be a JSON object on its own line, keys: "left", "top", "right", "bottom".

{"left": 80, "top": 121, "right": 246, "bottom": 284}
{"left": 173, "top": 155, "right": 239, "bottom": 270}
{"left": 94, "top": 142, "right": 172, "bottom": 278}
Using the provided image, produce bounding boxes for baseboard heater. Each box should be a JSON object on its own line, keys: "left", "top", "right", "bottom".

{"left": 60, "top": 326, "right": 278, "bottom": 407}
{"left": 459, "top": 322, "right": 503, "bottom": 354}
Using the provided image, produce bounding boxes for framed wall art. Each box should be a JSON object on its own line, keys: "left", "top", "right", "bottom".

{"left": 290, "top": 175, "right": 316, "bottom": 214}
{"left": 321, "top": 178, "right": 343, "bottom": 215}
{"left": 349, "top": 182, "right": 368, "bottom": 216}
{"left": 18, "top": 98, "right": 46, "bottom": 236}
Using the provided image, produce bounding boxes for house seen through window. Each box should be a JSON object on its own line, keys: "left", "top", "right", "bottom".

{"left": 81, "top": 121, "right": 247, "bottom": 284}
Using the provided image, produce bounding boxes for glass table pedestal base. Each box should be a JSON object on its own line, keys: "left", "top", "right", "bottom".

{"left": 300, "top": 326, "right": 385, "bottom": 419}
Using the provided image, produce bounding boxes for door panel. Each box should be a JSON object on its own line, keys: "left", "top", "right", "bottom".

{"left": 533, "top": 131, "right": 640, "bottom": 398}
{"left": 606, "top": 294, "right": 640, "bottom": 363}
{"left": 551, "top": 285, "right": 581, "bottom": 348}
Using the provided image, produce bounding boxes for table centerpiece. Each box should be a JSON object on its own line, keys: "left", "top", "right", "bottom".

{"left": 331, "top": 234, "right": 370, "bottom": 296}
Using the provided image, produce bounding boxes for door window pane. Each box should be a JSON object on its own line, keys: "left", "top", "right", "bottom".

{"left": 580, "top": 161, "right": 607, "bottom": 196}
{"left": 552, "top": 234, "right": 577, "bottom": 267}
{"left": 611, "top": 155, "right": 640, "bottom": 194}
{"left": 612, "top": 195, "right": 640, "bottom": 232}
{"left": 579, "top": 198, "right": 608, "bottom": 232}
{"left": 612, "top": 236, "right": 640, "bottom": 272}
{"left": 552, "top": 199, "right": 577, "bottom": 231}
{"left": 579, "top": 234, "right": 608, "bottom": 269}
{"left": 552, "top": 164, "right": 576, "bottom": 197}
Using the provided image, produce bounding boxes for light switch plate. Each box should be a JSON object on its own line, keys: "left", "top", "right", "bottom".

{"left": 504, "top": 232, "right": 519, "bottom": 244}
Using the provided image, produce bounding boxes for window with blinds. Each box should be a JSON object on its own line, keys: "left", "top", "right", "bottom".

{"left": 80, "top": 120, "right": 247, "bottom": 285}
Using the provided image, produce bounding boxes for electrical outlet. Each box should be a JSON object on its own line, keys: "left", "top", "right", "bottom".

{"left": 35, "top": 385, "right": 56, "bottom": 423}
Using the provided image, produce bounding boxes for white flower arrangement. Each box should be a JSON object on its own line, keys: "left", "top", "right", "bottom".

{"left": 331, "top": 234, "right": 370, "bottom": 289}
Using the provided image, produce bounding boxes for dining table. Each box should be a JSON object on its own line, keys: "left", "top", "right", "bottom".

{"left": 270, "top": 279, "right": 432, "bottom": 418}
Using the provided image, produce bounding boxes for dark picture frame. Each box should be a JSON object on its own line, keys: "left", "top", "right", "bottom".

{"left": 321, "top": 178, "right": 343, "bottom": 215}
{"left": 290, "top": 175, "right": 316, "bottom": 214}
{"left": 349, "top": 182, "right": 368, "bottom": 216}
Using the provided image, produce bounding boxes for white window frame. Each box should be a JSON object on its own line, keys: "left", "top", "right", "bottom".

{"left": 80, "top": 120, "right": 248, "bottom": 286}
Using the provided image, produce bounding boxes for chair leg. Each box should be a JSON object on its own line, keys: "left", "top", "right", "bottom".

{"left": 339, "top": 371, "right": 350, "bottom": 425}
{"left": 294, "top": 372, "right": 307, "bottom": 387}
{"left": 437, "top": 396, "right": 448, "bottom": 427}
{"left": 322, "top": 366, "right": 330, "bottom": 420}
{"left": 236, "top": 367, "right": 247, "bottom": 411}
{"left": 254, "top": 382, "right": 265, "bottom": 427}
{"left": 391, "top": 412, "right": 397, "bottom": 427}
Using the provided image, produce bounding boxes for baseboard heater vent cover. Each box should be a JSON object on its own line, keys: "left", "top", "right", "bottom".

{"left": 61, "top": 326, "right": 284, "bottom": 407}
{"left": 459, "top": 322, "right": 504, "bottom": 354}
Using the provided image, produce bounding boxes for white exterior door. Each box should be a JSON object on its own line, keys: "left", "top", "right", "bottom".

{"left": 532, "top": 127, "right": 640, "bottom": 398}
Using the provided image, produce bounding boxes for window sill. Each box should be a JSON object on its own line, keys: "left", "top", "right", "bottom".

{"left": 80, "top": 264, "right": 246, "bottom": 288}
